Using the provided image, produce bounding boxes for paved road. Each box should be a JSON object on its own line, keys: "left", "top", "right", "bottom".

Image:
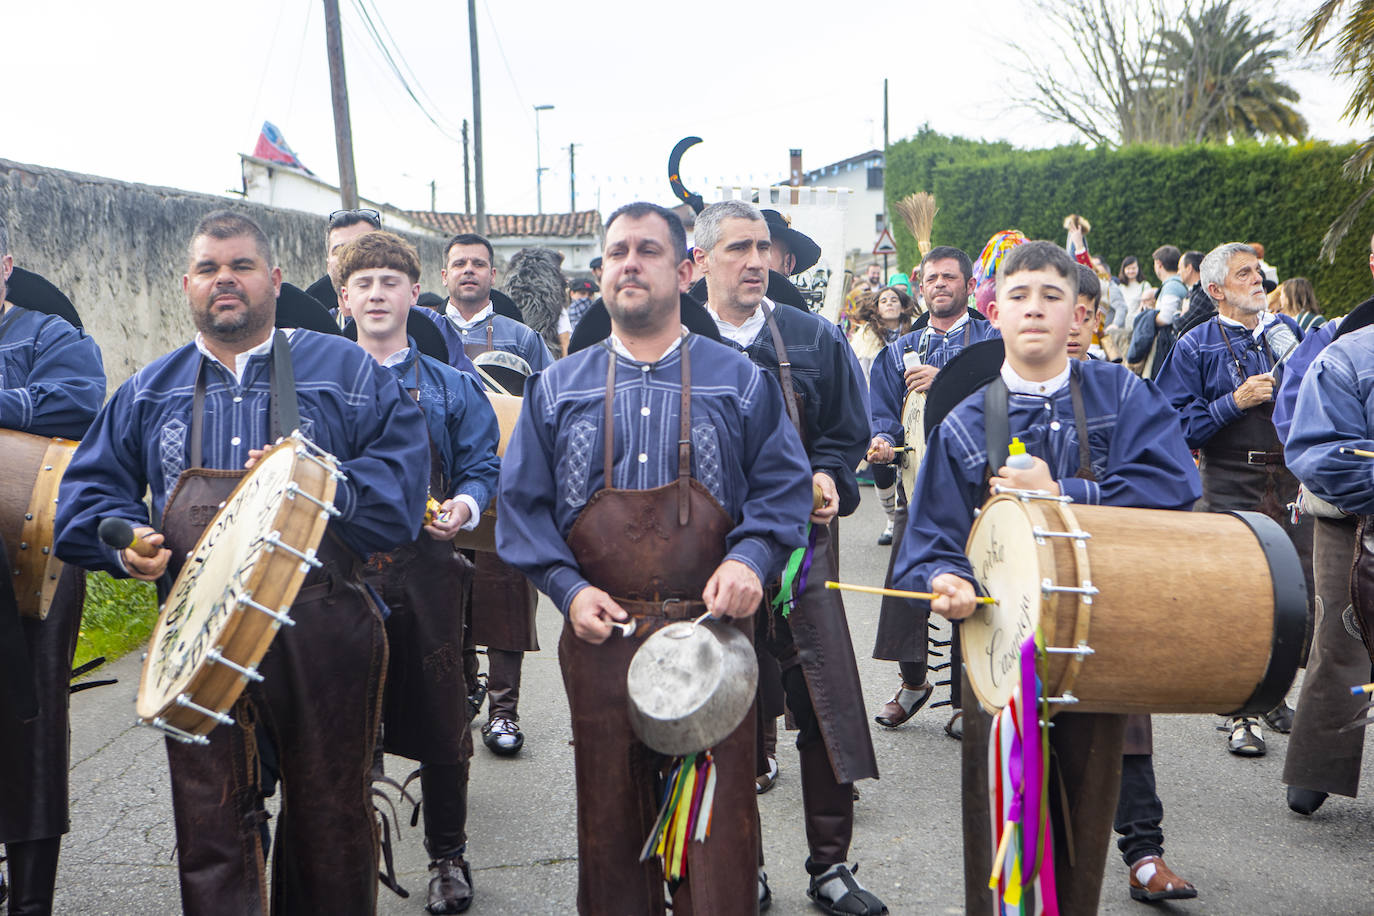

{"left": 56, "top": 493, "right": 1374, "bottom": 914}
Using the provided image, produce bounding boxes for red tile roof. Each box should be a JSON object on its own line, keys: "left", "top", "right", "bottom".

{"left": 402, "top": 210, "right": 603, "bottom": 239}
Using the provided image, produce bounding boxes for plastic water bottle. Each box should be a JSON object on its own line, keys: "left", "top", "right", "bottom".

{"left": 902, "top": 344, "right": 920, "bottom": 372}
{"left": 1006, "top": 437, "right": 1035, "bottom": 470}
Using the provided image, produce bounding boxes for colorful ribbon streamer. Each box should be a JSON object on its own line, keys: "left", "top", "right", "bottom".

{"left": 639, "top": 751, "right": 718, "bottom": 882}
{"left": 771, "top": 522, "right": 818, "bottom": 617}
{"left": 988, "top": 630, "right": 1058, "bottom": 915}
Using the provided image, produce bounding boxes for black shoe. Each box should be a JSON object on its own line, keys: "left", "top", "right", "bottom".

{"left": 466, "top": 674, "right": 488, "bottom": 721}
{"left": 1264, "top": 702, "right": 1295, "bottom": 734}
{"left": 807, "top": 863, "right": 888, "bottom": 915}
{"left": 877, "top": 521, "right": 894, "bottom": 545}
{"left": 482, "top": 716, "right": 524, "bottom": 757}
{"left": 426, "top": 855, "right": 473, "bottom": 914}
{"left": 944, "top": 711, "right": 963, "bottom": 740}
{"left": 759, "top": 868, "right": 772, "bottom": 912}
{"left": 1287, "top": 786, "right": 1329, "bottom": 816}
{"left": 1227, "top": 717, "right": 1265, "bottom": 756}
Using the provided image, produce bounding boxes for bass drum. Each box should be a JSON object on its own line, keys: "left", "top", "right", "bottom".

{"left": 0, "top": 430, "right": 78, "bottom": 619}
{"left": 452, "top": 392, "right": 522, "bottom": 552}
{"left": 900, "top": 389, "right": 926, "bottom": 498}
{"left": 961, "top": 492, "right": 1306, "bottom": 717}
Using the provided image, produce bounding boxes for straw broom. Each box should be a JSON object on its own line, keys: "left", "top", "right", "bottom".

{"left": 895, "top": 192, "right": 938, "bottom": 258}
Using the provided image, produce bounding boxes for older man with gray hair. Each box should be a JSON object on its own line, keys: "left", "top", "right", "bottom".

{"left": 693, "top": 200, "right": 886, "bottom": 915}
{"left": 1155, "top": 241, "right": 1312, "bottom": 757}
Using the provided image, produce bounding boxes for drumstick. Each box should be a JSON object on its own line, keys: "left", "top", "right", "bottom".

{"left": 1338, "top": 447, "right": 1374, "bottom": 459}
{"left": 824, "top": 580, "right": 996, "bottom": 604}
{"left": 813, "top": 484, "right": 825, "bottom": 510}
{"left": 97, "top": 517, "right": 160, "bottom": 558}
{"left": 1350, "top": 682, "right": 1374, "bottom": 696}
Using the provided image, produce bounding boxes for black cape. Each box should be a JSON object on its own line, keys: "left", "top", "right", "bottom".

{"left": 567, "top": 292, "right": 722, "bottom": 355}
{"left": 5, "top": 267, "right": 83, "bottom": 329}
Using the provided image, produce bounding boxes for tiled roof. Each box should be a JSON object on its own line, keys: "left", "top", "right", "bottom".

{"left": 402, "top": 210, "right": 603, "bottom": 239}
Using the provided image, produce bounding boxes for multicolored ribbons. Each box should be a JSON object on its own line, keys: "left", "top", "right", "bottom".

{"left": 988, "top": 630, "right": 1058, "bottom": 915}
{"left": 639, "top": 750, "right": 718, "bottom": 881}
{"left": 771, "top": 521, "right": 818, "bottom": 617}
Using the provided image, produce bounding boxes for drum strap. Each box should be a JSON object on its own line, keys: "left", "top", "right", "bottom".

{"left": 602, "top": 336, "right": 695, "bottom": 525}
{"left": 981, "top": 366, "right": 1095, "bottom": 482}
{"left": 762, "top": 301, "right": 805, "bottom": 442}
{"left": 191, "top": 330, "right": 301, "bottom": 468}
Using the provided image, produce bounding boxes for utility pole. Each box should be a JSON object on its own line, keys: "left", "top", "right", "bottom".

{"left": 462, "top": 119, "right": 471, "bottom": 215}
{"left": 467, "top": 0, "right": 485, "bottom": 235}
{"left": 323, "top": 0, "right": 359, "bottom": 208}
{"left": 883, "top": 77, "right": 889, "bottom": 153}
{"left": 566, "top": 143, "right": 580, "bottom": 213}
{"left": 534, "top": 104, "right": 554, "bottom": 214}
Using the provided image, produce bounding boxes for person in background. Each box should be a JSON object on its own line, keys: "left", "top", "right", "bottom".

{"left": 1118, "top": 256, "right": 1152, "bottom": 320}
{"left": 851, "top": 285, "right": 919, "bottom": 545}
{"left": 1281, "top": 277, "right": 1327, "bottom": 334}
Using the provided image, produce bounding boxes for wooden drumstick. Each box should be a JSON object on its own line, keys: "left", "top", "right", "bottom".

{"left": 813, "top": 483, "right": 825, "bottom": 510}
{"left": 97, "top": 517, "right": 160, "bottom": 558}
{"left": 1338, "top": 447, "right": 1374, "bottom": 459}
{"left": 824, "top": 580, "right": 997, "bottom": 605}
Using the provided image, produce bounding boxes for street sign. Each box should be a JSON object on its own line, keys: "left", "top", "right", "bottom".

{"left": 873, "top": 227, "right": 897, "bottom": 256}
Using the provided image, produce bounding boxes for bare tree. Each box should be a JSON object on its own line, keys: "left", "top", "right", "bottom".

{"left": 1014, "top": 0, "right": 1304, "bottom": 146}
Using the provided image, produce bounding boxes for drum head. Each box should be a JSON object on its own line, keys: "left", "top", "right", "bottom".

{"left": 474, "top": 350, "right": 532, "bottom": 397}
{"left": 900, "top": 391, "right": 926, "bottom": 497}
{"left": 962, "top": 495, "right": 1049, "bottom": 713}
{"left": 136, "top": 439, "right": 337, "bottom": 730}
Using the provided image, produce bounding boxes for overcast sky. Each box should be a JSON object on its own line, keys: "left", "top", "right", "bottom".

{"left": 6, "top": 0, "right": 1368, "bottom": 220}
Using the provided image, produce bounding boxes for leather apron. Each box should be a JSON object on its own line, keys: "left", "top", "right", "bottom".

{"left": 559, "top": 339, "right": 758, "bottom": 916}
{"left": 461, "top": 316, "right": 539, "bottom": 651}
{"left": 366, "top": 364, "right": 475, "bottom": 764}
{"left": 158, "top": 333, "right": 385, "bottom": 916}
{"left": 756, "top": 302, "right": 878, "bottom": 786}
{"left": 962, "top": 369, "right": 1128, "bottom": 916}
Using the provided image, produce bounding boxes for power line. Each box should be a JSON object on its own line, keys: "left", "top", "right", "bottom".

{"left": 345, "top": 0, "right": 464, "bottom": 144}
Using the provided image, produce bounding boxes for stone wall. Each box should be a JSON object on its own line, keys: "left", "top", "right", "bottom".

{"left": 0, "top": 158, "right": 446, "bottom": 390}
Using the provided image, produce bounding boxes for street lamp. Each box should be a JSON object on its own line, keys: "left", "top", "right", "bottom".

{"left": 534, "top": 104, "right": 554, "bottom": 214}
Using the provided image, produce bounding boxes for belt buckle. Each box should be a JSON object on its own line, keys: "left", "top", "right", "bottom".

{"left": 1247, "top": 450, "right": 1268, "bottom": 465}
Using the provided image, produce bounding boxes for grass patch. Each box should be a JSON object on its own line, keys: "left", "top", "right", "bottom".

{"left": 74, "top": 571, "right": 160, "bottom": 672}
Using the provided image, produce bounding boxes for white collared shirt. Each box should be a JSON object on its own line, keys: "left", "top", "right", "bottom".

{"left": 608, "top": 328, "right": 686, "bottom": 363}
{"left": 1217, "top": 310, "right": 1277, "bottom": 342}
{"left": 445, "top": 301, "right": 493, "bottom": 331}
{"left": 707, "top": 298, "right": 769, "bottom": 348}
{"left": 1000, "top": 361, "right": 1072, "bottom": 397}
{"left": 194, "top": 332, "right": 282, "bottom": 385}
{"left": 381, "top": 347, "right": 412, "bottom": 368}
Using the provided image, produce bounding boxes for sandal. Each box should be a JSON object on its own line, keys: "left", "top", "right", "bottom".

{"left": 874, "top": 682, "right": 932, "bottom": 728}
{"left": 1128, "top": 855, "right": 1197, "bottom": 902}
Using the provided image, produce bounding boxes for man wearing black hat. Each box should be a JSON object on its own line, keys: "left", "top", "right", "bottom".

{"left": 761, "top": 209, "right": 822, "bottom": 278}
{"left": 566, "top": 278, "right": 596, "bottom": 336}
{"left": 0, "top": 216, "right": 106, "bottom": 916}
{"left": 589, "top": 255, "right": 603, "bottom": 285}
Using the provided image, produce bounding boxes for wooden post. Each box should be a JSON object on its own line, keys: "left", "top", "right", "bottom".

{"left": 468, "top": 0, "right": 486, "bottom": 235}
{"left": 323, "top": 0, "right": 359, "bottom": 209}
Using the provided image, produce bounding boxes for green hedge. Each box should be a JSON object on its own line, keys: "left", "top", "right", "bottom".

{"left": 886, "top": 133, "right": 1374, "bottom": 316}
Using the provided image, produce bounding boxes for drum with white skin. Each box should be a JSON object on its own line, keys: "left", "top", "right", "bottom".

{"left": 136, "top": 434, "right": 342, "bottom": 743}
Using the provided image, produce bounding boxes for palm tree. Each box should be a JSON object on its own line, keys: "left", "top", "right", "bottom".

{"left": 1302, "top": 0, "right": 1374, "bottom": 259}
{"left": 1154, "top": 1, "right": 1307, "bottom": 144}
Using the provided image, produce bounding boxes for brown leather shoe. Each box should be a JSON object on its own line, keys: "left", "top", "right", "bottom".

{"left": 1128, "top": 855, "right": 1197, "bottom": 902}
{"left": 874, "top": 682, "right": 932, "bottom": 728}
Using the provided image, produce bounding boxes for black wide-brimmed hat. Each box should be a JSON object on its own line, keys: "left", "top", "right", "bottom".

{"left": 566, "top": 292, "right": 723, "bottom": 355}
{"left": 5, "top": 267, "right": 83, "bottom": 328}
{"left": 924, "top": 337, "right": 1006, "bottom": 440}
{"left": 762, "top": 210, "right": 821, "bottom": 275}
{"left": 277, "top": 282, "right": 342, "bottom": 334}
{"left": 341, "top": 307, "right": 449, "bottom": 363}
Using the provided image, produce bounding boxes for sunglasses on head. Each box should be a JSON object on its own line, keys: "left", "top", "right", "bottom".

{"left": 328, "top": 208, "right": 382, "bottom": 229}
